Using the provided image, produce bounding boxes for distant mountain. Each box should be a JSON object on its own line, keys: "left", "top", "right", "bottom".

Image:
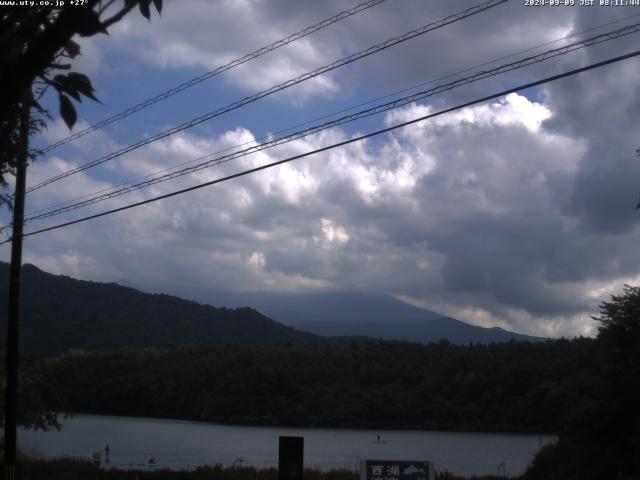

{"left": 0, "top": 262, "right": 320, "bottom": 355}
{"left": 173, "top": 289, "right": 544, "bottom": 344}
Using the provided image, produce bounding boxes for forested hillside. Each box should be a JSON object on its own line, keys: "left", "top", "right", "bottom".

{"left": 0, "top": 262, "right": 543, "bottom": 352}
{"left": 25, "top": 338, "right": 597, "bottom": 433}
{"left": 0, "top": 263, "right": 320, "bottom": 354}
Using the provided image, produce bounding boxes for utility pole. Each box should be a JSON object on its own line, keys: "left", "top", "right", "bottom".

{"left": 3, "top": 91, "right": 30, "bottom": 480}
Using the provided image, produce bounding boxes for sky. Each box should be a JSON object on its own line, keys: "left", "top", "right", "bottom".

{"left": 2, "top": 0, "right": 640, "bottom": 338}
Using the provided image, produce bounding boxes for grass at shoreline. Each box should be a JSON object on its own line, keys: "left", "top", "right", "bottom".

{"left": 4, "top": 457, "right": 510, "bottom": 480}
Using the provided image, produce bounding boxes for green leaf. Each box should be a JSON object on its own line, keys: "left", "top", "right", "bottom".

{"left": 59, "top": 94, "right": 77, "bottom": 130}
{"left": 66, "top": 72, "right": 100, "bottom": 103}
{"left": 76, "top": 9, "right": 108, "bottom": 36}
{"left": 50, "top": 77, "right": 63, "bottom": 93}
{"left": 139, "top": 0, "right": 151, "bottom": 20}
{"left": 152, "top": 0, "right": 162, "bottom": 14}
{"left": 64, "top": 40, "right": 81, "bottom": 58}
{"left": 52, "top": 75, "right": 82, "bottom": 101}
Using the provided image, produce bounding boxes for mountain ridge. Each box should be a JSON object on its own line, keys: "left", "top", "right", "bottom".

{"left": 0, "top": 262, "right": 320, "bottom": 354}
{"left": 165, "top": 285, "right": 544, "bottom": 344}
{"left": 0, "top": 262, "right": 543, "bottom": 353}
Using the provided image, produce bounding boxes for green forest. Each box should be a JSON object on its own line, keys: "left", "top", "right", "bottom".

{"left": 3, "top": 287, "right": 639, "bottom": 479}
{"left": 0, "top": 263, "right": 320, "bottom": 355}
{"left": 21, "top": 339, "right": 594, "bottom": 433}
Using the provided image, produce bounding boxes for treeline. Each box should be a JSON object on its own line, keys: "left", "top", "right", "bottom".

{"left": 25, "top": 338, "right": 598, "bottom": 433}
{"left": 6, "top": 286, "right": 640, "bottom": 479}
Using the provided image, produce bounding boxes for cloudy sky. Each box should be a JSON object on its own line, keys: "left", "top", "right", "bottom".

{"left": 2, "top": 0, "right": 640, "bottom": 338}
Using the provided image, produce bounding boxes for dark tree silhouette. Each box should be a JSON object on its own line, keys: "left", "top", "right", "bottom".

{"left": 527, "top": 285, "right": 640, "bottom": 480}
{"left": 591, "top": 285, "right": 640, "bottom": 475}
{"left": 0, "top": 0, "right": 162, "bottom": 204}
{"left": 0, "top": 0, "right": 163, "bottom": 435}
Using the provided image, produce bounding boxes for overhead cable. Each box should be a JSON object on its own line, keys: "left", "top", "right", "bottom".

{"left": 24, "top": 0, "right": 508, "bottom": 195}
{"left": 36, "top": 0, "right": 391, "bottom": 155}
{"left": 22, "top": 21, "right": 640, "bottom": 223}
{"left": 25, "top": 12, "right": 640, "bottom": 219}
{"left": 3, "top": 48, "right": 638, "bottom": 244}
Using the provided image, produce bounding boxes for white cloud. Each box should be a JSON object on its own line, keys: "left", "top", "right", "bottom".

{"left": 317, "top": 218, "right": 350, "bottom": 248}
{"left": 386, "top": 93, "right": 552, "bottom": 133}
{"left": 15, "top": 89, "right": 627, "bottom": 337}
{"left": 248, "top": 251, "right": 266, "bottom": 270}
{"left": 5, "top": 2, "right": 640, "bottom": 340}
{"left": 104, "top": 0, "right": 343, "bottom": 103}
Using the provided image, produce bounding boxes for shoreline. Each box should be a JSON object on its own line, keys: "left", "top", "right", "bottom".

{"left": 5, "top": 457, "right": 513, "bottom": 480}
{"left": 19, "top": 414, "right": 547, "bottom": 478}
{"left": 53, "top": 411, "right": 558, "bottom": 437}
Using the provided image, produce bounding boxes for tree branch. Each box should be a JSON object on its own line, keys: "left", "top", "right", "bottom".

{"left": 100, "top": 2, "right": 137, "bottom": 30}
{"left": 98, "top": 0, "right": 117, "bottom": 15}
{"left": 0, "top": 0, "right": 101, "bottom": 117}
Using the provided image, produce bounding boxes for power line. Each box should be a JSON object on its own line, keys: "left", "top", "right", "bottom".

{"left": 36, "top": 0, "right": 390, "bottom": 156}
{"left": 24, "top": 12, "right": 640, "bottom": 220}
{"left": 24, "top": 0, "right": 508, "bottom": 195}
{"left": 22, "top": 21, "right": 640, "bottom": 224}
{"left": 4, "top": 48, "right": 638, "bottom": 245}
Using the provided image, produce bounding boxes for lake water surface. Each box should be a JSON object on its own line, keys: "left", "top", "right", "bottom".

{"left": 19, "top": 414, "right": 555, "bottom": 477}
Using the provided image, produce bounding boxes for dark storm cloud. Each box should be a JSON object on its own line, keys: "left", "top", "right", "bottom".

{"left": 11, "top": 1, "right": 640, "bottom": 338}
{"left": 542, "top": 40, "right": 640, "bottom": 234}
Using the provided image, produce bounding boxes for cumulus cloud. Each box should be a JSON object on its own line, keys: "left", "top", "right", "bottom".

{"left": 4, "top": 1, "right": 640, "bottom": 338}
{"left": 103, "top": 0, "right": 345, "bottom": 102}
{"left": 15, "top": 87, "right": 640, "bottom": 336}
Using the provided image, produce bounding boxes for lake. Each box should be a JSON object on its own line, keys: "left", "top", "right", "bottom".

{"left": 19, "top": 414, "right": 555, "bottom": 477}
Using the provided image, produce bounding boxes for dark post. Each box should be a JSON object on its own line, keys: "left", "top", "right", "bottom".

{"left": 3, "top": 92, "right": 30, "bottom": 480}
{"left": 278, "top": 436, "right": 304, "bottom": 480}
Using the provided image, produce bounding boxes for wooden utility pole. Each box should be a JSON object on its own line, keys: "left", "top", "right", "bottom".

{"left": 3, "top": 92, "right": 30, "bottom": 480}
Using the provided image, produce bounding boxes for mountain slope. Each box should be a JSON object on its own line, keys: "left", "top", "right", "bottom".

{"left": 0, "top": 262, "right": 320, "bottom": 354}
{"left": 174, "top": 289, "right": 544, "bottom": 344}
